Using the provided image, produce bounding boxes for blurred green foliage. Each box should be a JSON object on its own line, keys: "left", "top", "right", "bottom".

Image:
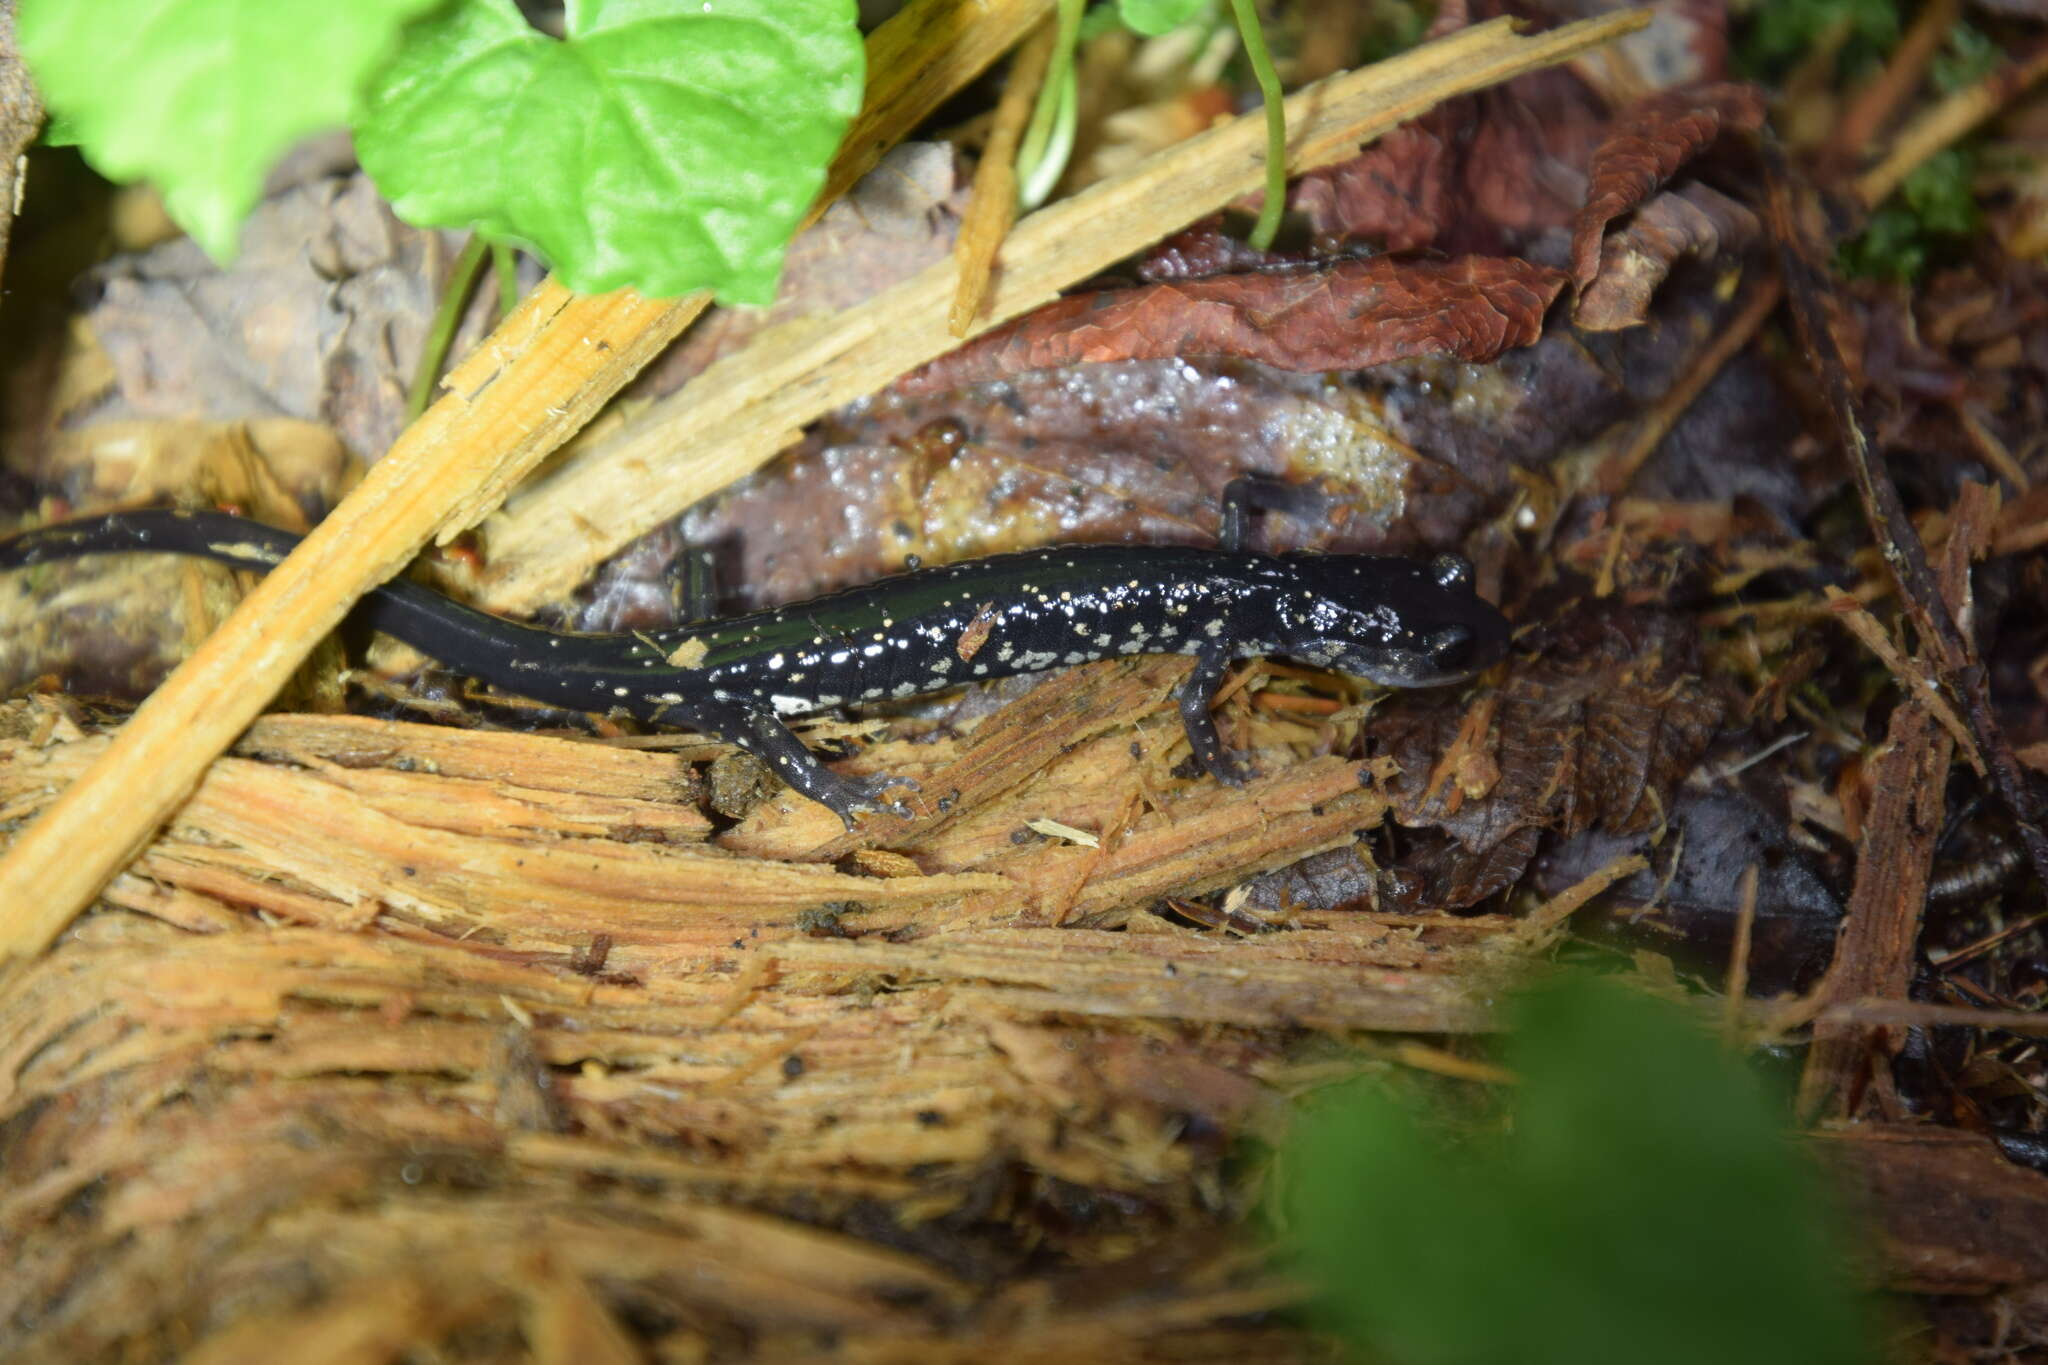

{"left": 1839, "top": 147, "right": 1980, "bottom": 282}
{"left": 1736, "top": 0, "right": 1899, "bottom": 81}
{"left": 1930, "top": 22, "right": 1999, "bottom": 93}
{"left": 1280, "top": 976, "right": 1876, "bottom": 1365}
{"left": 1354, "top": 0, "right": 1433, "bottom": 66}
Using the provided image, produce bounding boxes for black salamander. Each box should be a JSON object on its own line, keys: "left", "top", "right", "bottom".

{"left": 0, "top": 509, "right": 1510, "bottom": 825}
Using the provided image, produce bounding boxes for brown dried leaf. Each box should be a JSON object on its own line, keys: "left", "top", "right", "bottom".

{"left": 899, "top": 255, "right": 1568, "bottom": 396}
{"left": 1384, "top": 825, "right": 1545, "bottom": 916}
{"left": 1570, "top": 82, "right": 1766, "bottom": 292}
{"left": 1460, "top": 70, "right": 1613, "bottom": 242}
{"left": 1284, "top": 123, "right": 1450, "bottom": 253}
{"left": 1573, "top": 181, "right": 1762, "bottom": 330}
{"left": 1370, "top": 606, "right": 1725, "bottom": 910}
{"left": 1134, "top": 73, "right": 1605, "bottom": 280}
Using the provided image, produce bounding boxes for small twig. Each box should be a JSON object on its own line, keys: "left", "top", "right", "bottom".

{"left": 1820, "top": 998, "right": 2048, "bottom": 1039}
{"left": 1856, "top": 39, "right": 2048, "bottom": 207}
{"left": 1953, "top": 401, "right": 2030, "bottom": 492}
{"left": 1824, "top": 588, "right": 1983, "bottom": 775}
{"left": 1598, "top": 274, "right": 1781, "bottom": 494}
{"left": 1763, "top": 135, "right": 2048, "bottom": 901}
{"left": 1795, "top": 704, "right": 1949, "bottom": 1123}
{"left": 1419, "top": 692, "right": 1497, "bottom": 817}
{"left": 1384, "top": 1040, "right": 1517, "bottom": 1087}
{"left": 1931, "top": 906, "right": 2048, "bottom": 970}
{"left": 1515, "top": 851, "right": 1647, "bottom": 948}
{"left": 1722, "top": 864, "right": 1758, "bottom": 1040}
{"left": 1825, "top": 0, "right": 1960, "bottom": 171}
{"left": 950, "top": 22, "right": 1058, "bottom": 335}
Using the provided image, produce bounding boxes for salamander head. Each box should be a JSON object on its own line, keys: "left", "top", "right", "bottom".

{"left": 1275, "top": 552, "right": 1510, "bottom": 687}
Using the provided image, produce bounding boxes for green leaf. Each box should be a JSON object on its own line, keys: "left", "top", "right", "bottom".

{"left": 18, "top": 0, "right": 442, "bottom": 260}
{"left": 1117, "top": 0, "right": 1209, "bottom": 37}
{"left": 356, "top": 0, "right": 864, "bottom": 304}
{"left": 40, "top": 109, "right": 79, "bottom": 148}
{"left": 1283, "top": 977, "right": 1875, "bottom": 1365}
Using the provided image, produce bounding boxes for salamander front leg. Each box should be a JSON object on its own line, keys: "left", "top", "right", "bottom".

{"left": 1177, "top": 640, "right": 1256, "bottom": 785}
{"left": 721, "top": 704, "right": 920, "bottom": 829}
{"left": 1218, "top": 475, "right": 1332, "bottom": 553}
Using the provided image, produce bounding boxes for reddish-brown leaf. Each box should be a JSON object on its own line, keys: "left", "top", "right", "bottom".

{"left": 1284, "top": 124, "right": 1450, "bottom": 253}
{"left": 1570, "top": 82, "right": 1765, "bottom": 291}
{"left": 1574, "top": 181, "right": 1761, "bottom": 330}
{"left": 899, "top": 255, "right": 1567, "bottom": 396}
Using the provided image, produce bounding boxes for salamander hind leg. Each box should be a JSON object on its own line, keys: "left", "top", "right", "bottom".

{"left": 1177, "top": 640, "right": 1257, "bottom": 786}
{"left": 716, "top": 702, "right": 920, "bottom": 829}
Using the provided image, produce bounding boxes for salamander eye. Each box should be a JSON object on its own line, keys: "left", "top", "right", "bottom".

{"left": 1426, "top": 624, "right": 1475, "bottom": 671}
{"left": 1430, "top": 553, "right": 1473, "bottom": 590}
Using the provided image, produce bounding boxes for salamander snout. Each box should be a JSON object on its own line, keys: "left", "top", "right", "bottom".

{"left": 1354, "top": 604, "right": 1509, "bottom": 687}
{"left": 1282, "top": 553, "right": 1511, "bottom": 688}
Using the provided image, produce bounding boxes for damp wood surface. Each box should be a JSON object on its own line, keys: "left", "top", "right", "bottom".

{"left": 0, "top": 680, "right": 1492, "bottom": 1361}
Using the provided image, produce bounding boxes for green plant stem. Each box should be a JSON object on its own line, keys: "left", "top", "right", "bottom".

{"left": 1017, "top": 69, "right": 1078, "bottom": 207}
{"left": 492, "top": 242, "right": 519, "bottom": 318}
{"left": 407, "top": 231, "right": 491, "bottom": 420}
{"left": 1229, "top": 0, "right": 1286, "bottom": 251}
{"left": 1015, "top": 0, "right": 1085, "bottom": 208}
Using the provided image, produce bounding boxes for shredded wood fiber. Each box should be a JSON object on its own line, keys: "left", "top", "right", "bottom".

{"left": 0, "top": 655, "right": 1509, "bottom": 1360}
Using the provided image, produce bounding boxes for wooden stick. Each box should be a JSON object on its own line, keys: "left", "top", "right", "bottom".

{"left": 474, "top": 10, "right": 1655, "bottom": 615}
{"left": 827, "top": 0, "right": 1056, "bottom": 214}
{"left": 1856, "top": 39, "right": 2048, "bottom": 208}
{"left": 1825, "top": 0, "right": 1960, "bottom": 171}
{"left": 0, "top": 0, "right": 1056, "bottom": 956}
{"left": 950, "top": 21, "right": 1058, "bottom": 336}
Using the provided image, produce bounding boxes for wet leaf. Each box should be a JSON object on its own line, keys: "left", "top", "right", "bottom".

{"left": 901, "top": 255, "right": 1567, "bottom": 396}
